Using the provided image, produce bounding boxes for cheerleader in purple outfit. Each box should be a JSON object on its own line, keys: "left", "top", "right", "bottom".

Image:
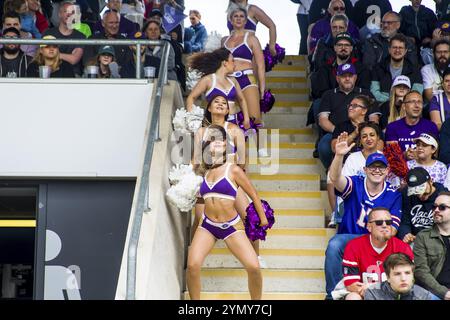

{"left": 187, "top": 124, "right": 268, "bottom": 300}
{"left": 186, "top": 48, "right": 251, "bottom": 130}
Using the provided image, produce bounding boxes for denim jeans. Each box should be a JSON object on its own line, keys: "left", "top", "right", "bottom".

{"left": 324, "top": 233, "right": 361, "bottom": 299}
{"left": 318, "top": 133, "right": 333, "bottom": 169}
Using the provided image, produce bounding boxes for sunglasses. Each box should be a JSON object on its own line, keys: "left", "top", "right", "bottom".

{"left": 432, "top": 203, "right": 450, "bottom": 211}
{"left": 333, "top": 6, "right": 345, "bottom": 11}
{"left": 369, "top": 219, "right": 393, "bottom": 226}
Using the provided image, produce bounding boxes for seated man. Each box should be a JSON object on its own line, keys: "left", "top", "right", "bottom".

{"left": 2, "top": 11, "right": 38, "bottom": 57}
{"left": 421, "top": 39, "right": 450, "bottom": 103}
{"left": 334, "top": 207, "right": 413, "bottom": 300}
{"left": 371, "top": 33, "right": 423, "bottom": 103}
{"left": 414, "top": 191, "right": 450, "bottom": 300}
{"left": 385, "top": 90, "right": 439, "bottom": 160}
{"left": 184, "top": 9, "right": 207, "bottom": 54}
{"left": 365, "top": 252, "right": 435, "bottom": 300}
{"left": 324, "top": 134, "right": 402, "bottom": 299}
{"left": 92, "top": 0, "right": 140, "bottom": 38}
{"left": 399, "top": 167, "right": 447, "bottom": 244}
{"left": 0, "top": 27, "right": 33, "bottom": 77}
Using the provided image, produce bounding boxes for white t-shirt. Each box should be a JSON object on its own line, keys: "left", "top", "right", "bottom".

{"left": 421, "top": 64, "right": 443, "bottom": 95}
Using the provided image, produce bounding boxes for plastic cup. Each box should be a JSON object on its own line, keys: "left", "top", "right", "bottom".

{"left": 39, "top": 65, "right": 51, "bottom": 78}
{"left": 144, "top": 66, "right": 156, "bottom": 79}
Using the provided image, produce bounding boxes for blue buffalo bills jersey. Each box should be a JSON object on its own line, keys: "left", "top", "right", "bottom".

{"left": 336, "top": 176, "right": 402, "bottom": 234}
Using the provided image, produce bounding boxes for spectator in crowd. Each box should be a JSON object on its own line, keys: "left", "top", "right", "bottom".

{"left": 399, "top": 0, "right": 437, "bottom": 50}
{"left": 311, "top": 31, "right": 369, "bottom": 99}
{"left": 294, "top": 0, "right": 312, "bottom": 55}
{"left": 414, "top": 191, "right": 450, "bottom": 300}
{"left": 165, "top": 27, "right": 186, "bottom": 91}
{"left": 429, "top": 67, "right": 450, "bottom": 129}
{"left": 183, "top": 9, "right": 207, "bottom": 54}
{"left": 385, "top": 90, "right": 439, "bottom": 159}
{"left": 365, "top": 252, "right": 435, "bottom": 300}
{"left": 2, "top": 11, "right": 38, "bottom": 56}
{"left": 439, "top": 118, "right": 450, "bottom": 165}
{"left": 27, "top": 0, "right": 49, "bottom": 34}
{"left": 4, "top": 0, "right": 42, "bottom": 39}
{"left": 407, "top": 133, "right": 447, "bottom": 185}
{"left": 352, "top": 0, "right": 392, "bottom": 40}
{"left": 308, "top": 0, "right": 353, "bottom": 25}
{"left": 332, "top": 207, "right": 412, "bottom": 300}
{"left": 120, "top": 0, "right": 145, "bottom": 16}
{"left": 317, "top": 63, "right": 373, "bottom": 169}
{"left": 83, "top": 10, "right": 133, "bottom": 68}
{"left": 325, "top": 138, "right": 402, "bottom": 299}
{"left": 436, "top": 0, "right": 450, "bottom": 20}
{"left": 399, "top": 167, "right": 447, "bottom": 244}
{"left": 363, "top": 11, "right": 418, "bottom": 71}
{"left": 420, "top": 21, "right": 450, "bottom": 65}
{"left": 93, "top": 0, "right": 140, "bottom": 38}
{"left": 311, "top": 16, "right": 362, "bottom": 72}
{"left": 83, "top": 45, "right": 120, "bottom": 78}
{"left": 422, "top": 39, "right": 450, "bottom": 103}
{"left": 26, "top": 34, "right": 75, "bottom": 77}
{"left": 377, "top": 75, "right": 410, "bottom": 131}
{"left": 308, "top": 0, "right": 359, "bottom": 55}
{"left": 0, "top": 27, "right": 32, "bottom": 77}
{"left": 371, "top": 34, "right": 423, "bottom": 103}
{"left": 43, "top": 1, "right": 85, "bottom": 76}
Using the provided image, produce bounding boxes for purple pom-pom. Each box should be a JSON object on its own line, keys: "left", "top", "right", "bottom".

{"left": 234, "top": 111, "right": 263, "bottom": 137}
{"left": 263, "top": 43, "right": 286, "bottom": 72}
{"left": 244, "top": 199, "right": 275, "bottom": 241}
{"left": 260, "top": 89, "right": 275, "bottom": 113}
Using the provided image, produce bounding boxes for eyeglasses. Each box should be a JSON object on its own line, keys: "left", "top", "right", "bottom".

{"left": 333, "top": 6, "right": 345, "bottom": 11}
{"left": 369, "top": 219, "right": 393, "bottom": 226}
{"left": 403, "top": 100, "right": 423, "bottom": 106}
{"left": 382, "top": 20, "right": 399, "bottom": 25}
{"left": 3, "top": 35, "right": 19, "bottom": 39}
{"left": 432, "top": 203, "right": 450, "bottom": 211}
{"left": 367, "top": 166, "right": 387, "bottom": 173}
{"left": 390, "top": 46, "right": 406, "bottom": 51}
{"left": 348, "top": 103, "right": 366, "bottom": 109}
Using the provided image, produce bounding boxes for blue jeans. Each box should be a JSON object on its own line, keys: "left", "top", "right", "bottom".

{"left": 324, "top": 233, "right": 361, "bottom": 299}
{"left": 318, "top": 133, "right": 333, "bottom": 169}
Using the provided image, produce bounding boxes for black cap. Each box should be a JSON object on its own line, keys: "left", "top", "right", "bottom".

{"left": 334, "top": 32, "right": 354, "bottom": 46}
{"left": 2, "top": 27, "right": 20, "bottom": 38}
{"left": 406, "top": 167, "right": 431, "bottom": 187}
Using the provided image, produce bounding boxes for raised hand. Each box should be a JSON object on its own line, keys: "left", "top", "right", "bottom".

{"left": 335, "top": 132, "right": 355, "bottom": 156}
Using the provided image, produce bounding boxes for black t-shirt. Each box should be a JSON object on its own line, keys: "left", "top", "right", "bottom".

{"left": 437, "top": 235, "right": 450, "bottom": 288}
{"left": 26, "top": 60, "right": 75, "bottom": 78}
{"left": 1, "top": 55, "right": 21, "bottom": 78}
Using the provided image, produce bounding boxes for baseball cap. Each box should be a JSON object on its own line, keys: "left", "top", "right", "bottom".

{"left": 439, "top": 21, "right": 450, "bottom": 33}
{"left": 336, "top": 63, "right": 356, "bottom": 76}
{"left": 98, "top": 45, "right": 115, "bottom": 57}
{"left": 391, "top": 75, "right": 411, "bottom": 89}
{"left": 365, "top": 153, "right": 388, "bottom": 167}
{"left": 132, "top": 31, "right": 146, "bottom": 40}
{"left": 414, "top": 133, "right": 438, "bottom": 149}
{"left": 40, "top": 35, "right": 57, "bottom": 48}
{"left": 334, "top": 32, "right": 354, "bottom": 46}
{"left": 2, "top": 27, "right": 20, "bottom": 38}
{"left": 406, "top": 167, "right": 431, "bottom": 196}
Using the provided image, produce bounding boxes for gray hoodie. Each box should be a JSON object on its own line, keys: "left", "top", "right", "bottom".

{"left": 365, "top": 281, "right": 434, "bottom": 300}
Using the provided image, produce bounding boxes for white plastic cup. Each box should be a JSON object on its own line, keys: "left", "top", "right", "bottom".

{"left": 39, "top": 65, "right": 51, "bottom": 78}
{"left": 86, "top": 65, "right": 99, "bottom": 78}
{"left": 144, "top": 66, "right": 156, "bottom": 79}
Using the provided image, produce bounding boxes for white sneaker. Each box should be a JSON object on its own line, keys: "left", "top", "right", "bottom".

{"left": 328, "top": 211, "right": 337, "bottom": 228}
{"left": 258, "top": 255, "right": 268, "bottom": 269}
{"left": 258, "top": 148, "right": 269, "bottom": 158}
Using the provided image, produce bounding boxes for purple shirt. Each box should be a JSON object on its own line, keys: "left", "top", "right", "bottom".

{"left": 429, "top": 94, "right": 450, "bottom": 123}
{"left": 309, "top": 16, "right": 360, "bottom": 54}
{"left": 385, "top": 118, "right": 439, "bottom": 152}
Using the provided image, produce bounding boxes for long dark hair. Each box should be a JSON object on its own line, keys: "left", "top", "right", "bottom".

{"left": 201, "top": 125, "right": 228, "bottom": 171}
{"left": 188, "top": 47, "right": 231, "bottom": 75}
{"left": 202, "top": 94, "right": 230, "bottom": 127}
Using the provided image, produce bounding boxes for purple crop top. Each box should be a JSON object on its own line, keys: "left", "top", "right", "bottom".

{"left": 224, "top": 32, "right": 253, "bottom": 63}
{"left": 199, "top": 163, "right": 238, "bottom": 200}
{"left": 205, "top": 74, "right": 237, "bottom": 103}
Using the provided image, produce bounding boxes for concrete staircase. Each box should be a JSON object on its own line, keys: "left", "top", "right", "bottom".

{"left": 185, "top": 55, "right": 333, "bottom": 300}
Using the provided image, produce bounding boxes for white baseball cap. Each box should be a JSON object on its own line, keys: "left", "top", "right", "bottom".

{"left": 414, "top": 133, "right": 439, "bottom": 149}
{"left": 391, "top": 75, "right": 411, "bottom": 89}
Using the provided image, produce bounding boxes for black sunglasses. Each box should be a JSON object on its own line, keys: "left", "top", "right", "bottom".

{"left": 432, "top": 203, "right": 450, "bottom": 211}
{"left": 369, "top": 219, "right": 393, "bottom": 226}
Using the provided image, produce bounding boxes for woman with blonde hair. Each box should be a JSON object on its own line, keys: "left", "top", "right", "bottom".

{"left": 378, "top": 75, "right": 411, "bottom": 131}
{"left": 26, "top": 35, "right": 74, "bottom": 77}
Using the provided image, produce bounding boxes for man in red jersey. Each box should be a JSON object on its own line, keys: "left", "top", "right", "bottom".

{"left": 332, "top": 207, "right": 414, "bottom": 300}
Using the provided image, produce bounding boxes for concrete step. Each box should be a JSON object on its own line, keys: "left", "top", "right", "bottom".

{"left": 203, "top": 248, "right": 325, "bottom": 269}
{"left": 248, "top": 159, "right": 323, "bottom": 175}
{"left": 269, "top": 101, "right": 310, "bottom": 114}
{"left": 272, "top": 93, "right": 310, "bottom": 102}
{"left": 280, "top": 55, "right": 308, "bottom": 67}
{"left": 200, "top": 268, "right": 325, "bottom": 293}
{"left": 266, "top": 77, "right": 307, "bottom": 89}
{"left": 249, "top": 173, "right": 320, "bottom": 191}
{"left": 267, "top": 70, "right": 307, "bottom": 78}
{"left": 258, "top": 191, "right": 324, "bottom": 210}
{"left": 262, "top": 113, "right": 308, "bottom": 128}
{"left": 248, "top": 142, "right": 315, "bottom": 158}
{"left": 183, "top": 291, "right": 326, "bottom": 300}
{"left": 214, "top": 228, "right": 330, "bottom": 249}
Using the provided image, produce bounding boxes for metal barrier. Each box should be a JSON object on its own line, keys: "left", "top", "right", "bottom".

{"left": 0, "top": 38, "right": 169, "bottom": 79}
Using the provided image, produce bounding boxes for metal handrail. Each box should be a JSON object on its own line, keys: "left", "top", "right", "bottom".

{"left": 125, "top": 41, "right": 171, "bottom": 300}
{"left": 0, "top": 38, "right": 166, "bottom": 79}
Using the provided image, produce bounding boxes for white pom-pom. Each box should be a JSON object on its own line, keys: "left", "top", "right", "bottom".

{"left": 204, "top": 31, "right": 222, "bottom": 53}
{"left": 168, "top": 164, "right": 194, "bottom": 185}
{"left": 166, "top": 168, "right": 203, "bottom": 212}
{"left": 172, "top": 108, "right": 188, "bottom": 133}
{"left": 185, "top": 105, "right": 204, "bottom": 133}
{"left": 186, "top": 68, "right": 203, "bottom": 91}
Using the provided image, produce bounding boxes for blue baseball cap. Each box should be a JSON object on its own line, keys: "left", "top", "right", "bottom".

{"left": 366, "top": 153, "right": 388, "bottom": 167}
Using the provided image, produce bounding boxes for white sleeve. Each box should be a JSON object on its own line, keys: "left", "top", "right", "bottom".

{"left": 342, "top": 153, "right": 357, "bottom": 177}
{"left": 421, "top": 65, "right": 433, "bottom": 90}
{"left": 445, "top": 169, "right": 450, "bottom": 190}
